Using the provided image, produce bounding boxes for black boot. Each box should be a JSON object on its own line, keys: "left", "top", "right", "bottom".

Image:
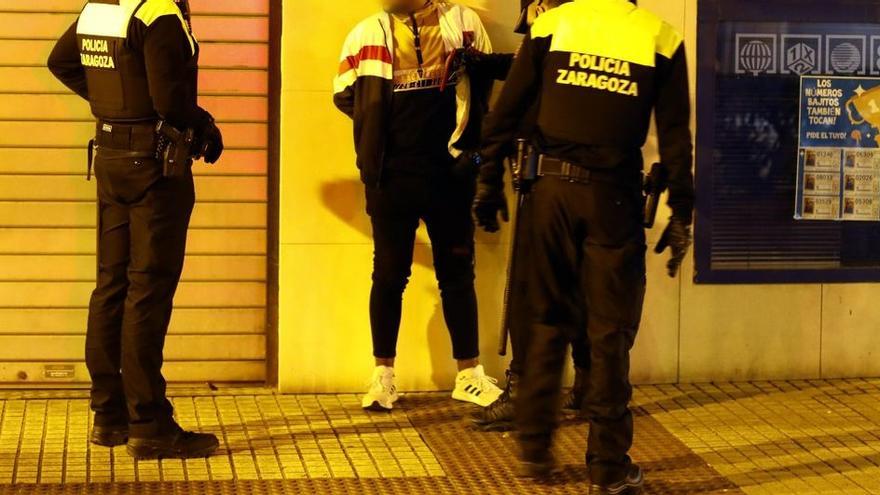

{"left": 471, "top": 370, "right": 518, "bottom": 431}
{"left": 518, "top": 450, "right": 558, "bottom": 478}
{"left": 518, "top": 435, "right": 559, "bottom": 479}
{"left": 127, "top": 423, "right": 219, "bottom": 460}
{"left": 90, "top": 424, "right": 128, "bottom": 447}
{"left": 562, "top": 367, "right": 588, "bottom": 415}
{"left": 589, "top": 464, "right": 644, "bottom": 494}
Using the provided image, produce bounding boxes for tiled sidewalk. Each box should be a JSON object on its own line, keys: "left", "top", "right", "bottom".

{"left": 646, "top": 380, "right": 880, "bottom": 494}
{"left": 0, "top": 380, "right": 878, "bottom": 494}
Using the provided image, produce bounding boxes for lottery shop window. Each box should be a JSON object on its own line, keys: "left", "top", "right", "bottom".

{"left": 694, "top": 0, "right": 880, "bottom": 283}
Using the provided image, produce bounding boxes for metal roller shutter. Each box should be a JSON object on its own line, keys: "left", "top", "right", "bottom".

{"left": 0, "top": 0, "right": 270, "bottom": 383}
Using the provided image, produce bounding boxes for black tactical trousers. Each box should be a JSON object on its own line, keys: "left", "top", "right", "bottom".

{"left": 365, "top": 168, "right": 479, "bottom": 360}
{"left": 86, "top": 148, "right": 194, "bottom": 438}
{"left": 516, "top": 175, "right": 646, "bottom": 485}
{"left": 507, "top": 191, "right": 590, "bottom": 377}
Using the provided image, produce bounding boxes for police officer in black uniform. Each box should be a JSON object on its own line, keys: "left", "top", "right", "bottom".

{"left": 48, "top": 0, "right": 223, "bottom": 459}
{"left": 471, "top": 0, "right": 594, "bottom": 433}
{"left": 474, "top": 0, "right": 694, "bottom": 492}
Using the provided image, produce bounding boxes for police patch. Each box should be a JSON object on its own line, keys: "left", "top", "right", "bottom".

{"left": 79, "top": 36, "right": 116, "bottom": 70}
{"left": 555, "top": 53, "right": 639, "bottom": 97}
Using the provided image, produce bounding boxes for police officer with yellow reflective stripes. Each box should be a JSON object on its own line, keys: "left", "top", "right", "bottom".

{"left": 472, "top": 0, "right": 597, "bottom": 433}
{"left": 474, "top": 0, "right": 694, "bottom": 492}
{"left": 48, "top": 0, "right": 223, "bottom": 459}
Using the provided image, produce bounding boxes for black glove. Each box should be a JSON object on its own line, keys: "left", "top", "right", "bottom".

{"left": 473, "top": 180, "right": 509, "bottom": 233}
{"left": 198, "top": 119, "right": 224, "bottom": 164}
{"left": 452, "top": 151, "right": 481, "bottom": 181}
{"left": 441, "top": 48, "right": 514, "bottom": 89}
{"left": 654, "top": 217, "right": 692, "bottom": 278}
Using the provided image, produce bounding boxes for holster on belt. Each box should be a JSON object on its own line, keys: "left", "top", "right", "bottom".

{"left": 155, "top": 121, "right": 195, "bottom": 178}
{"left": 642, "top": 162, "right": 668, "bottom": 229}
{"left": 512, "top": 139, "right": 539, "bottom": 192}
{"left": 89, "top": 120, "right": 196, "bottom": 179}
{"left": 534, "top": 154, "right": 665, "bottom": 228}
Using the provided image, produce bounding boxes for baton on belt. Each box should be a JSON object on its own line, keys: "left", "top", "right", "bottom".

{"left": 498, "top": 140, "right": 538, "bottom": 356}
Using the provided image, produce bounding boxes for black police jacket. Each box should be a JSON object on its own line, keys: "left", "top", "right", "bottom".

{"left": 47, "top": 0, "right": 211, "bottom": 131}
{"left": 482, "top": 0, "right": 695, "bottom": 222}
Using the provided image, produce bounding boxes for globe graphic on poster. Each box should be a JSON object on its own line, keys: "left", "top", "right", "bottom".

{"left": 831, "top": 42, "right": 861, "bottom": 73}
{"left": 740, "top": 40, "right": 773, "bottom": 75}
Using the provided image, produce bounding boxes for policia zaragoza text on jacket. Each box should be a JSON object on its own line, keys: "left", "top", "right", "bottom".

{"left": 47, "top": 0, "right": 223, "bottom": 460}
{"left": 474, "top": 0, "right": 695, "bottom": 493}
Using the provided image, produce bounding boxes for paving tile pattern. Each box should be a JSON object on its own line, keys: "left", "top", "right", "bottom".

{"left": 643, "top": 380, "right": 880, "bottom": 495}
{"left": 0, "top": 380, "right": 876, "bottom": 493}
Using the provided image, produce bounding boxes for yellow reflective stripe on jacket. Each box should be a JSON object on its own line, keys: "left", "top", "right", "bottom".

{"left": 135, "top": 0, "right": 196, "bottom": 54}
{"left": 655, "top": 21, "right": 684, "bottom": 59}
{"left": 77, "top": 0, "right": 195, "bottom": 54}
{"left": 531, "top": 0, "right": 683, "bottom": 67}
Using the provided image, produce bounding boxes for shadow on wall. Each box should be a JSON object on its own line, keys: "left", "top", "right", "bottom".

{"left": 319, "top": 178, "right": 433, "bottom": 268}
{"left": 319, "top": 179, "right": 370, "bottom": 240}
{"left": 319, "top": 178, "right": 507, "bottom": 387}
{"left": 466, "top": 1, "right": 523, "bottom": 54}
{"left": 318, "top": 179, "right": 452, "bottom": 387}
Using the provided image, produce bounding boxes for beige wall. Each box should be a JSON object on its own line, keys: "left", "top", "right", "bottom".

{"left": 278, "top": 0, "right": 880, "bottom": 393}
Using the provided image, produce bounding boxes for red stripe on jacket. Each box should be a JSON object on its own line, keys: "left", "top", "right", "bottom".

{"left": 339, "top": 45, "right": 392, "bottom": 75}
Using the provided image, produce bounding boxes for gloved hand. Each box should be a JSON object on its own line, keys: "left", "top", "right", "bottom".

{"left": 473, "top": 180, "right": 509, "bottom": 233}
{"left": 441, "top": 48, "right": 514, "bottom": 89}
{"left": 198, "top": 119, "right": 224, "bottom": 164}
{"left": 452, "top": 151, "right": 480, "bottom": 181}
{"left": 654, "top": 217, "right": 692, "bottom": 277}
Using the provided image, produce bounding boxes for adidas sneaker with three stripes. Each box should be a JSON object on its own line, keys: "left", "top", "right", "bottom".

{"left": 452, "top": 365, "right": 503, "bottom": 407}
{"left": 361, "top": 365, "right": 399, "bottom": 411}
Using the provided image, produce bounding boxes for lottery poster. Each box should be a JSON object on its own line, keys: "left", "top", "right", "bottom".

{"left": 796, "top": 76, "right": 880, "bottom": 221}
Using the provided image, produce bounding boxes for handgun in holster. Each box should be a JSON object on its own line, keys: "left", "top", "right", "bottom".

{"left": 155, "top": 121, "right": 195, "bottom": 178}
{"left": 511, "top": 138, "right": 539, "bottom": 193}
{"left": 643, "top": 162, "right": 668, "bottom": 229}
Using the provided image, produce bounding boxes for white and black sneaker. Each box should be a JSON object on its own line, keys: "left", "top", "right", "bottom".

{"left": 361, "top": 365, "right": 399, "bottom": 411}
{"left": 452, "top": 365, "right": 503, "bottom": 407}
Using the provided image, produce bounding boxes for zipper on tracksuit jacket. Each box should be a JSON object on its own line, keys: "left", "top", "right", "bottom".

{"left": 375, "top": 16, "right": 393, "bottom": 189}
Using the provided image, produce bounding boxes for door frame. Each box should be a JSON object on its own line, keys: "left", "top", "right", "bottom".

{"left": 266, "top": 0, "right": 283, "bottom": 386}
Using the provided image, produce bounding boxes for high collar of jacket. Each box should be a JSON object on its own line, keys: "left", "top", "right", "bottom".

{"left": 390, "top": 0, "right": 437, "bottom": 23}
{"left": 576, "top": 0, "right": 637, "bottom": 13}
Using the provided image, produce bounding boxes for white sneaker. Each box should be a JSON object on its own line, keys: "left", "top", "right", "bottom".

{"left": 361, "top": 366, "right": 399, "bottom": 411}
{"left": 452, "top": 365, "right": 503, "bottom": 407}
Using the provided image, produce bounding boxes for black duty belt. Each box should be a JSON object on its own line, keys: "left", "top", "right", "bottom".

{"left": 86, "top": 120, "right": 158, "bottom": 180}
{"left": 536, "top": 156, "right": 596, "bottom": 184}
{"left": 94, "top": 120, "right": 158, "bottom": 152}
{"left": 536, "top": 155, "right": 639, "bottom": 188}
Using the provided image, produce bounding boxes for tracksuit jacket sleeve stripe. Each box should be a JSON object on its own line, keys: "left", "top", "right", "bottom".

{"left": 333, "top": 22, "right": 393, "bottom": 119}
